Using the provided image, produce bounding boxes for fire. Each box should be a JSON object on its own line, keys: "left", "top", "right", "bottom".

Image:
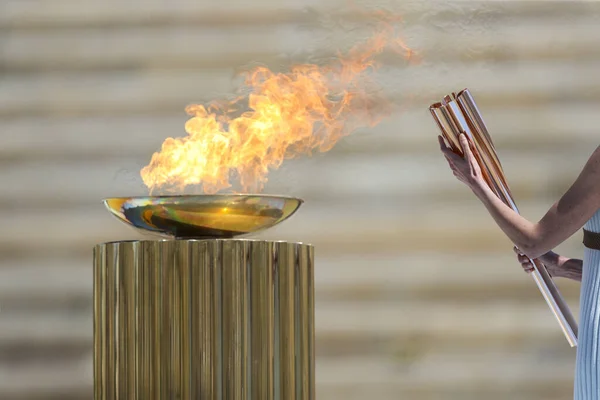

{"left": 141, "top": 23, "right": 415, "bottom": 194}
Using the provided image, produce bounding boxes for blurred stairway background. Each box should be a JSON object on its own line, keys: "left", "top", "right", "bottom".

{"left": 1, "top": 1, "right": 599, "bottom": 399}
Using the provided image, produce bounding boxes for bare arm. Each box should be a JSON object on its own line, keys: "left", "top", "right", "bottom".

{"left": 440, "top": 134, "right": 600, "bottom": 259}
{"left": 555, "top": 257, "right": 583, "bottom": 282}
{"left": 516, "top": 248, "right": 582, "bottom": 282}
{"left": 539, "top": 251, "right": 583, "bottom": 282}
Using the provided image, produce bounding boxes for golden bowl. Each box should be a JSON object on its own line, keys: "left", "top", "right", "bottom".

{"left": 103, "top": 194, "right": 303, "bottom": 239}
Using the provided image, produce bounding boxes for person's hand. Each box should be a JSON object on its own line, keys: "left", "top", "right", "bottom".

{"left": 514, "top": 246, "right": 535, "bottom": 274}
{"left": 513, "top": 246, "right": 559, "bottom": 277}
{"left": 438, "top": 133, "right": 486, "bottom": 192}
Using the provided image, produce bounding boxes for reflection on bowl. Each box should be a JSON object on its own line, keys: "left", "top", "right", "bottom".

{"left": 103, "top": 194, "right": 303, "bottom": 239}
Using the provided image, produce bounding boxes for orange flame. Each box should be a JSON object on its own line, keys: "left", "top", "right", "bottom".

{"left": 141, "top": 24, "right": 415, "bottom": 194}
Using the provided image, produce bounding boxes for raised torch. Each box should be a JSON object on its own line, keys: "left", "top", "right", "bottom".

{"left": 429, "top": 88, "right": 578, "bottom": 347}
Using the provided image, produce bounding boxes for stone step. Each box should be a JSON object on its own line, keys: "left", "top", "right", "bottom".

{"left": 0, "top": 354, "right": 92, "bottom": 400}
{"left": 0, "top": 328, "right": 575, "bottom": 382}
{"left": 2, "top": 0, "right": 593, "bottom": 30}
{"left": 0, "top": 310, "right": 573, "bottom": 363}
{"left": 0, "top": 381, "right": 575, "bottom": 400}
{"left": 0, "top": 251, "right": 582, "bottom": 311}
{"left": 0, "top": 262, "right": 92, "bottom": 309}
{"left": 0, "top": 0, "right": 334, "bottom": 29}
{"left": 316, "top": 383, "right": 573, "bottom": 400}
{"left": 0, "top": 195, "right": 588, "bottom": 258}
{"left": 3, "top": 60, "right": 600, "bottom": 117}
{"left": 0, "top": 252, "right": 566, "bottom": 291}
{"left": 0, "top": 314, "right": 90, "bottom": 354}
{"left": 315, "top": 300, "right": 579, "bottom": 337}
{"left": 319, "top": 279, "right": 580, "bottom": 304}
{"left": 0, "top": 144, "right": 590, "bottom": 208}
{"left": 3, "top": 13, "right": 600, "bottom": 73}
{"left": 0, "top": 310, "right": 575, "bottom": 363}
{"left": 315, "top": 351, "right": 574, "bottom": 386}
{"left": 0, "top": 299, "right": 578, "bottom": 345}
{"left": 0, "top": 335, "right": 90, "bottom": 366}
{"left": 0, "top": 345, "right": 576, "bottom": 399}
{"left": 315, "top": 252, "right": 582, "bottom": 302}
{"left": 2, "top": 104, "right": 599, "bottom": 162}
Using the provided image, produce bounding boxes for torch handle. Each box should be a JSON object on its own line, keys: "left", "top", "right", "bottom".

{"left": 529, "top": 257, "right": 579, "bottom": 347}
{"left": 506, "top": 195, "right": 578, "bottom": 347}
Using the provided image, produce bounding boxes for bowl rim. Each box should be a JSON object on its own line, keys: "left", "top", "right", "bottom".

{"left": 102, "top": 194, "right": 304, "bottom": 203}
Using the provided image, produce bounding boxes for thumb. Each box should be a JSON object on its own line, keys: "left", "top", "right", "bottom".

{"left": 459, "top": 134, "right": 472, "bottom": 158}
{"left": 459, "top": 133, "right": 482, "bottom": 175}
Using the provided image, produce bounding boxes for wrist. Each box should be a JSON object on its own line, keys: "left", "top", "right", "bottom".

{"left": 538, "top": 251, "right": 559, "bottom": 267}
{"left": 470, "top": 178, "right": 489, "bottom": 198}
{"left": 538, "top": 252, "right": 569, "bottom": 278}
{"left": 545, "top": 263, "right": 562, "bottom": 278}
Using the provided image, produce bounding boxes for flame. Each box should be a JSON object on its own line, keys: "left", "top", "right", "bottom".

{"left": 141, "top": 23, "right": 415, "bottom": 194}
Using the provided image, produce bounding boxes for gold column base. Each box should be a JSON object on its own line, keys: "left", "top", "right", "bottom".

{"left": 93, "top": 239, "right": 315, "bottom": 400}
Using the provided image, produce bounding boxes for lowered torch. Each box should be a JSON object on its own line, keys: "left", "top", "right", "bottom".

{"left": 429, "top": 88, "right": 578, "bottom": 347}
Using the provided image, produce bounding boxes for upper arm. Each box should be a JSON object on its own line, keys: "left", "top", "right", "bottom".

{"left": 533, "top": 146, "right": 600, "bottom": 255}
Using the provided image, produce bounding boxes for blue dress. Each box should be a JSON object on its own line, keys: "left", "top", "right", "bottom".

{"left": 574, "top": 208, "right": 600, "bottom": 399}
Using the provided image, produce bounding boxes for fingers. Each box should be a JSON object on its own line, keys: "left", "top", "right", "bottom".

{"left": 439, "top": 142, "right": 463, "bottom": 165}
{"left": 447, "top": 160, "right": 463, "bottom": 180}
{"left": 513, "top": 245, "right": 529, "bottom": 261}
{"left": 522, "top": 263, "right": 535, "bottom": 273}
{"left": 439, "top": 134, "right": 473, "bottom": 185}
{"left": 513, "top": 246, "right": 535, "bottom": 273}
{"left": 519, "top": 256, "right": 534, "bottom": 273}
{"left": 459, "top": 133, "right": 469, "bottom": 152}
{"left": 459, "top": 134, "right": 471, "bottom": 158}
{"left": 459, "top": 133, "right": 484, "bottom": 178}
{"left": 438, "top": 136, "right": 457, "bottom": 159}
{"left": 459, "top": 133, "right": 476, "bottom": 163}
{"left": 438, "top": 135, "right": 447, "bottom": 150}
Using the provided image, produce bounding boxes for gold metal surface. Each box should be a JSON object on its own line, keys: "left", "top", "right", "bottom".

{"left": 93, "top": 239, "right": 315, "bottom": 399}
{"left": 103, "top": 194, "right": 303, "bottom": 239}
{"left": 429, "top": 89, "right": 578, "bottom": 347}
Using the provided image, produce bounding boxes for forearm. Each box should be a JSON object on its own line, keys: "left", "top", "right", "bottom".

{"left": 472, "top": 183, "right": 542, "bottom": 257}
{"left": 539, "top": 251, "right": 582, "bottom": 282}
{"left": 554, "top": 256, "right": 583, "bottom": 282}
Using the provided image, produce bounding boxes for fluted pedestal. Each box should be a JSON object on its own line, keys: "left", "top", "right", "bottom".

{"left": 93, "top": 239, "right": 315, "bottom": 400}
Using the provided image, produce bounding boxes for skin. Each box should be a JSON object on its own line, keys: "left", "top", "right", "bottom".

{"left": 439, "top": 133, "right": 600, "bottom": 281}
{"left": 515, "top": 246, "right": 582, "bottom": 282}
